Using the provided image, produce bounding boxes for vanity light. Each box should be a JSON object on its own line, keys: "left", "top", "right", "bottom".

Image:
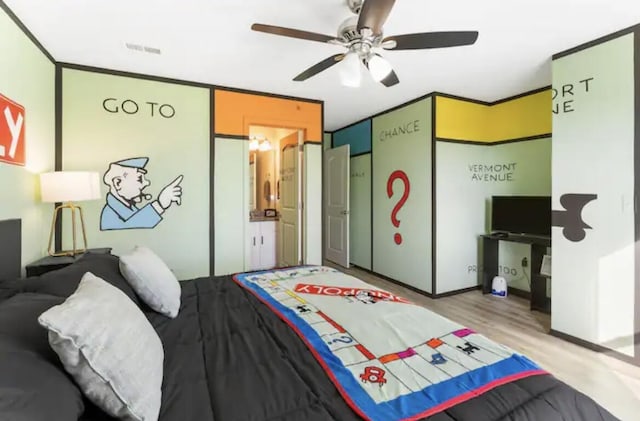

{"left": 250, "top": 135, "right": 272, "bottom": 152}
{"left": 258, "top": 139, "right": 272, "bottom": 151}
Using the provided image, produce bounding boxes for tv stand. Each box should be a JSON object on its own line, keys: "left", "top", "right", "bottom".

{"left": 480, "top": 233, "right": 551, "bottom": 313}
{"left": 491, "top": 231, "right": 509, "bottom": 238}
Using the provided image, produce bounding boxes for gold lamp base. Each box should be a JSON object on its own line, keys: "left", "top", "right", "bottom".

{"left": 48, "top": 202, "right": 88, "bottom": 257}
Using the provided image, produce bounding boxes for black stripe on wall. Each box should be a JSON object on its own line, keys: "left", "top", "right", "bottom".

{"left": 58, "top": 62, "right": 323, "bottom": 105}
{"left": 431, "top": 97, "right": 437, "bottom": 295}
{"left": 0, "top": 0, "right": 55, "bottom": 63}
{"left": 321, "top": 105, "right": 325, "bottom": 263}
{"left": 634, "top": 29, "right": 640, "bottom": 364}
{"left": 210, "top": 89, "right": 215, "bottom": 276}
{"left": 490, "top": 86, "right": 552, "bottom": 105}
{"left": 554, "top": 24, "right": 640, "bottom": 61}
{"left": 214, "top": 133, "right": 249, "bottom": 140}
{"left": 435, "top": 133, "right": 552, "bottom": 146}
{"left": 351, "top": 151, "right": 371, "bottom": 158}
{"left": 369, "top": 122, "right": 374, "bottom": 272}
{"left": 54, "top": 64, "right": 62, "bottom": 252}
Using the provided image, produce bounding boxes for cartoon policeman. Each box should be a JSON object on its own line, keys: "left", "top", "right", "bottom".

{"left": 100, "top": 157, "right": 183, "bottom": 230}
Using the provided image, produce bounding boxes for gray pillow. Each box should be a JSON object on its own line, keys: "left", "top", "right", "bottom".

{"left": 0, "top": 333, "right": 85, "bottom": 421}
{"left": 38, "top": 272, "right": 163, "bottom": 421}
{"left": 119, "top": 246, "right": 180, "bottom": 318}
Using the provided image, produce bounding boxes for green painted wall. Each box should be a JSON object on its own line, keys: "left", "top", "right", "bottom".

{"left": 372, "top": 98, "right": 432, "bottom": 292}
{"left": 61, "top": 69, "right": 210, "bottom": 279}
{"left": 350, "top": 154, "right": 371, "bottom": 270}
{"left": 323, "top": 132, "right": 332, "bottom": 151}
{"left": 0, "top": 7, "right": 55, "bottom": 271}
{"left": 214, "top": 137, "right": 249, "bottom": 275}
{"left": 435, "top": 138, "right": 551, "bottom": 294}
{"left": 552, "top": 33, "right": 635, "bottom": 356}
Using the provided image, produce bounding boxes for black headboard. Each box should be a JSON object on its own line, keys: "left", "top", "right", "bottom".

{"left": 0, "top": 219, "right": 21, "bottom": 280}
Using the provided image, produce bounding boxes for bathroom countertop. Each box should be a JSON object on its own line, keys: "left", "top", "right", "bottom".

{"left": 249, "top": 215, "right": 280, "bottom": 222}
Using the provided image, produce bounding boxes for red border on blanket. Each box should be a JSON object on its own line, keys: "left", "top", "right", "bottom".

{"left": 232, "top": 274, "right": 547, "bottom": 421}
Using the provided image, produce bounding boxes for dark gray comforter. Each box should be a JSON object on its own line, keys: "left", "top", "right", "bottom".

{"left": 0, "top": 252, "right": 618, "bottom": 421}
{"left": 82, "top": 275, "right": 618, "bottom": 421}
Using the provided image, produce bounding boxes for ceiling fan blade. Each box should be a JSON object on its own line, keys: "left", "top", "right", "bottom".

{"left": 357, "top": 0, "right": 396, "bottom": 35}
{"left": 294, "top": 54, "right": 345, "bottom": 82}
{"left": 363, "top": 54, "right": 399, "bottom": 87}
{"left": 382, "top": 31, "right": 479, "bottom": 50}
{"left": 251, "top": 23, "right": 339, "bottom": 44}
{"left": 379, "top": 69, "right": 399, "bottom": 87}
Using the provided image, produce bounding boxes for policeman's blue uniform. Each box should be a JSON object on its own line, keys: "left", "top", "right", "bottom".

{"left": 100, "top": 158, "right": 162, "bottom": 231}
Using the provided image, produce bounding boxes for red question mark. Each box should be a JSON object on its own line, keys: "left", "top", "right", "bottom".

{"left": 387, "top": 170, "right": 410, "bottom": 245}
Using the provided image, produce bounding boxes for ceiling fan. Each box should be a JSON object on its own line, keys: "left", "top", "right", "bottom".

{"left": 251, "top": 0, "right": 479, "bottom": 87}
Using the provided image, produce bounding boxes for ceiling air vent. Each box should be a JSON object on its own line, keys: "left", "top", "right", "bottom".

{"left": 125, "top": 43, "right": 161, "bottom": 55}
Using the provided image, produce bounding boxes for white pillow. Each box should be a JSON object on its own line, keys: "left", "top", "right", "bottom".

{"left": 119, "top": 246, "right": 181, "bottom": 318}
{"left": 38, "top": 272, "right": 163, "bottom": 421}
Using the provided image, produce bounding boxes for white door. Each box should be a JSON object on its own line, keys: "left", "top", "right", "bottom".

{"left": 325, "top": 145, "right": 350, "bottom": 267}
{"left": 280, "top": 144, "right": 300, "bottom": 266}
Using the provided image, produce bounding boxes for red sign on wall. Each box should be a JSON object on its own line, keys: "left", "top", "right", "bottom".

{"left": 0, "top": 94, "right": 26, "bottom": 166}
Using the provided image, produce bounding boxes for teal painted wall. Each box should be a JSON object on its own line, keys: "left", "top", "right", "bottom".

{"left": 333, "top": 120, "right": 371, "bottom": 156}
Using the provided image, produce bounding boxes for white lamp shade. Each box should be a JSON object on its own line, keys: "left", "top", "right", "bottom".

{"left": 367, "top": 54, "right": 393, "bottom": 82}
{"left": 40, "top": 171, "right": 101, "bottom": 203}
{"left": 339, "top": 52, "right": 362, "bottom": 88}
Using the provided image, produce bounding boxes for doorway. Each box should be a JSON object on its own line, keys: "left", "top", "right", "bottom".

{"left": 247, "top": 125, "right": 303, "bottom": 271}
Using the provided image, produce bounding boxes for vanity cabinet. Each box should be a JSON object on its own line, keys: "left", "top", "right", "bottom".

{"left": 249, "top": 220, "right": 276, "bottom": 271}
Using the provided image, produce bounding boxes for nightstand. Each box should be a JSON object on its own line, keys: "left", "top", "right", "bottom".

{"left": 25, "top": 248, "right": 112, "bottom": 277}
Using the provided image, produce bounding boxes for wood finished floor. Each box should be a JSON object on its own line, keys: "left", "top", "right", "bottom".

{"left": 327, "top": 263, "right": 640, "bottom": 421}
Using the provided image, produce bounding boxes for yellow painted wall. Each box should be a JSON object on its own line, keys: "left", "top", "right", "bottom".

{"left": 435, "top": 90, "right": 552, "bottom": 142}
{"left": 436, "top": 98, "right": 492, "bottom": 142}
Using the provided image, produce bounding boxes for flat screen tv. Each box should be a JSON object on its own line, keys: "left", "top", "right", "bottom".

{"left": 491, "top": 196, "right": 551, "bottom": 237}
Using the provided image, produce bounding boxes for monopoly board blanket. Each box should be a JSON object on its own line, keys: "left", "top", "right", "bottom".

{"left": 233, "top": 266, "right": 546, "bottom": 421}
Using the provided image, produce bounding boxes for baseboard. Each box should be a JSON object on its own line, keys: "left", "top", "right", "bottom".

{"left": 549, "top": 329, "right": 639, "bottom": 367}
{"left": 508, "top": 286, "right": 531, "bottom": 299}
{"left": 433, "top": 285, "right": 482, "bottom": 299}
{"left": 349, "top": 265, "right": 484, "bottom": 300}
{"left": 350, "top": 265, "right": 434, "bottom": 298}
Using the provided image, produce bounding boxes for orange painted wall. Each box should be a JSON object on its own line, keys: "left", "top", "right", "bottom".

{"left": 279, "top": 131, "right": 298, "bottom": 150}
{"left": 214, "top": 90, "right": 322, "bottom": 141}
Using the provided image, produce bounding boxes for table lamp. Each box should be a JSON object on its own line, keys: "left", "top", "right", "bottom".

{"left": 40, "top": 171, "right": 101, "bottom": 256}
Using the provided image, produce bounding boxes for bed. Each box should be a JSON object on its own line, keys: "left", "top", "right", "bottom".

{"left": 0, "top": 221, "right": 618, "bottom": 421}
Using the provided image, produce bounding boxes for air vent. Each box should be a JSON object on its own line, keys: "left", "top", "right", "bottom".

{"left": 125, "top": 43, "right": 161, "bottom": 55}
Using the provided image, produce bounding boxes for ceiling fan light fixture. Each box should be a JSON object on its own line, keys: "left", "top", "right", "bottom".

{"left": 367, "top": 54, "right": 393, "bottom": 82}
{"left": 339, "top": 52, "right": 362, "bottom": 88}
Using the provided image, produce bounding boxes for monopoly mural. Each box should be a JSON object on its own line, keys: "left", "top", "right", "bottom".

{"left": 100, "top": 157, "right": 184, "bottom": 230}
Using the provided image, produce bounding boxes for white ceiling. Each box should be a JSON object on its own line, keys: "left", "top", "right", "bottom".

{"left": 7, "top": 0, "right": 640, "bottom": 130}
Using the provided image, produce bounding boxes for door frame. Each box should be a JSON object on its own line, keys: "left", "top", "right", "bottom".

{"left": 244, "top": 125, "right": 305, "bottom": 270}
